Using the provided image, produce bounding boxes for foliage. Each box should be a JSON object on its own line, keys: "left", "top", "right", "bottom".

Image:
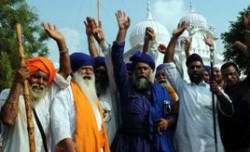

{"left": 221, "top": 5, "right": 250, "bottom": 74}
{"left": 0, "top": 0, "right": 49, "bottom": 91}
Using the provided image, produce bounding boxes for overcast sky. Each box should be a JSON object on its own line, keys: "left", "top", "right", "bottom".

{"left": 26, "top": 0, "right": 250, "bottom": 62}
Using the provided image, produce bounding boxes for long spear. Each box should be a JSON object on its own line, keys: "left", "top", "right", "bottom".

{"left": 210, "top": 48, "right": 218, "bottom": 152}
{"left": 15, "top": 23, "right": 36, "bottom": 152}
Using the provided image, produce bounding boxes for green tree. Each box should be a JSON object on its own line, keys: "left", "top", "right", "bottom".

{"left": 0, "top": 0, "right": 49, "bottom": 91}
{"left": 221, "top": 5, "right": 250, "bottom": 74}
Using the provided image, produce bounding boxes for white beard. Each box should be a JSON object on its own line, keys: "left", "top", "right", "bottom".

{"left": 28, "top": 83, "right": 48, "bottom": 105}
{"left": 73, "top": 72, "right": 99, "bottom": 117}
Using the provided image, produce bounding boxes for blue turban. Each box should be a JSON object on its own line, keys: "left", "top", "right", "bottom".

{"left": 70, "top": 52, "right": 94, "bottom": 72}
{"left": 156, "top": 64, "right": 165, "bottom": 72}
{"left": 129, "top": 51, "right": 155, "bottom": 71}
{"left": 126, "top": 62, "right": 132, "bottom": 72}
{"left": 94, "top": 56, "right": 106, "bottom": 69}
{"left": 204, "top": 65, "right": 211, "bottom": 75}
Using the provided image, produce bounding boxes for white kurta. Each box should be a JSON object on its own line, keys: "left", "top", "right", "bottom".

{"left": 164, "top": 62, "right": 231, "bottom": 152}
{"left": 101, "top": 41, "right": 120, "bottom": 145}
{"left": 0, "top": 73, "right": 69, "bottom": 152}
{"left": 51, "top": 85, "right": 103, "bottom": 151}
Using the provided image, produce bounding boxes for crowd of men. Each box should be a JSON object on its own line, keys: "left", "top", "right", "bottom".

{"left": 0, "top": 10, "right": 250, "bottom": 152}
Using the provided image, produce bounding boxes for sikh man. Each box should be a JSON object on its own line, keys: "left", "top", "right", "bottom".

{"left": 84, "top": 17, "right": 119, "bottom": 146}
{"left": 51, "top": 52, "right": 109, "bottom": 152}
{"left": 155, "top": 64, "right": 179, "bottom": 113}
{"left": 0, "top": 22, "right": 71, "bottom": 152}
{"left": 111, "top": 10, "right": 176, "bottom": 152}
{"left": 163, "top": 21, "right": 233, "bottom": 152}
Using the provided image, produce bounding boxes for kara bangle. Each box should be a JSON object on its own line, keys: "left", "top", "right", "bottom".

{"left": 60, "top": 49, "right": 68, "bottom": 54}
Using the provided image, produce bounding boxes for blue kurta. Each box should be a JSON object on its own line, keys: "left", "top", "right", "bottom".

{"left": 111, "top": 41, "right": 175, "bottom": 152}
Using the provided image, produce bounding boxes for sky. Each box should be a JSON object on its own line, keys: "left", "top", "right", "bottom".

{"left": 26, "top": 0, "right": 250, "bottom": 62}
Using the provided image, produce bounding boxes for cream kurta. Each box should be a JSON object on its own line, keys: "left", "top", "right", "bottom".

{"left": 0, "top": 73, "right": 69, "bottom": 152}
{"left": 164, "top": 62, "right": 232, "bottom": 152}
{"left": 51, "top": 85, "right": 103, "bottom": 151}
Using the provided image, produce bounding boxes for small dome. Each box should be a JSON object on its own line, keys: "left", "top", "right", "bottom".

{"left": 129, "top": 19, "right": 170, "bottom": 48}
{"left": 129, "top": 1, "right": 170, "bottom": 48}
{"left": 179, "top": 10, "right": 208, "bottom": 29}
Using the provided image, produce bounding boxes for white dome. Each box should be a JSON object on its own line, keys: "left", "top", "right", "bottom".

{"left": 179, "top": 10, "right": 208, "bottom": 29}
{"left": 129, "top": 19, "right": 170, "bottom": 48}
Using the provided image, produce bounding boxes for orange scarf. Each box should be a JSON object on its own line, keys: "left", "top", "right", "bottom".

{"left": 70, "top": 80, "right": 110, "bottom": 152}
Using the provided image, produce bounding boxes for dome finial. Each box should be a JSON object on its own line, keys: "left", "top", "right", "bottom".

{"left": 146, "top": 0, "right": 153, "bottom": 20}
{"left": 189, "top": 0, "right": 195, "bottom": 12}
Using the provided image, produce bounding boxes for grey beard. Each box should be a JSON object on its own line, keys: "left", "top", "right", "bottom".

{"left": 132, "top": 75, "right": 153, "bottom": 91}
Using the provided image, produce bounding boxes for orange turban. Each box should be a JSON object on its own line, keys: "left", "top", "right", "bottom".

{"left": 26, "top": 57, "right": 56, "bottom": 84}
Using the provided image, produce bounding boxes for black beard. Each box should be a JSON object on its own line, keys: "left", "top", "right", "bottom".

{"left": 95, "top": 80, "right": 108, "bottom": 97}
{"left": 132, "top": 76, "right": 153, "bottom": 91}
{"left": 190, "top": 73, "right": 203, "bottom": 84}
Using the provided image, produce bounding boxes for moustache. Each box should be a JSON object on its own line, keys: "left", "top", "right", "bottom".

{"left": 82, "top": 74, "right": 93, "bottom": 80}
{"left": 31, "top": 83, "right": 46, "bottom": 92}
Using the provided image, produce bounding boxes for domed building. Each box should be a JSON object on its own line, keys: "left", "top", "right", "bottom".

{"left": 124, "top": 1, "right": 170, "bottom": 66}
{"left": 174, "top": 7, "right": 223, "bottom": 81}
{"left": 124, "top": 1, "right": 223, "bottom": 82}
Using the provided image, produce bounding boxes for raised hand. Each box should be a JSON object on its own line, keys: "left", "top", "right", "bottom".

{"left": 145, "top": 27, "right": 155, "bottom": 41}
{"left": 203, "top": 35, "right": 214, "bottom": 48}
{"left": 244, "top": 12, "right": 250, "bottom": 30}
{"left": 182, "top": 37, "right": 192, "bottom": 58}
{"left": 84, "top": 17, "right": 94, "bottom": 37}
{"left": 173, "top": 21, "right": 188, "bottom": 38}
{"left": 115, "top": 10, "right": 130, "bottom": 30}
{"left": 43, "top": 22, "right": 64, "bottom": 41}
{"left": 92, "top": 20, "right": 105, "bottom": 44}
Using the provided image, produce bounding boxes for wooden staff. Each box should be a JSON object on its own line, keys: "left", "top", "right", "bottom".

{"left": 15, "top": 23, "right": 36, "bottom": 152}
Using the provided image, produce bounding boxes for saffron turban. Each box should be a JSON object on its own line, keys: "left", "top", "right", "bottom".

{"left": 70, "top": 52, "right": 94, "bottom": 72}
{"left": 186, "top": 53, "right": 204, "bottom": 67}
{"left": 156, "top": 64, "right": 165, "bottom": 72}
{"left": 129, "top": 51, "right": 155, "bottom": 71}
{"left": 26, "top": 57, "right": 56, "bottom": 84}
{"left": 94, "top": 56, "right": 106, "bottom": 69}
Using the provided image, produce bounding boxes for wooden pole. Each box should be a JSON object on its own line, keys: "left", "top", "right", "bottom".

{"left": 15, "top": 23, "right": 36, "bottom": 152}
{"left": 97, "top": 0, "right": 101, "bottom": 55}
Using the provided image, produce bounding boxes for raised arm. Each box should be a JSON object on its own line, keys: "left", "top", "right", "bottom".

{"left": 84, "top": 17, "right": 99, "bottom": 57}
{"left": 43, "top": 23, "right": 71, "bottom": 79}
{"left": 0, "top": 66, "right": 29, "bottom": 125}
{"left": 164, "top": 22, "right": 188, "bottom": 63}
{"left": 143, "top": 27, "right": 156, "bottom": 52}
{"left": 115, "top": 10, "right": 130, "bottom": 43}
{"left": 203, "top": 35, "right": 214, "bottom": 49}
{"left": 182, "top": 37, "right": 192, "bottom": 59}
{"left": 243, "top": 12, "right": 250, "bottom": 56}
{"left": 232, "top": 41, "right": 248, "bottom": 56}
